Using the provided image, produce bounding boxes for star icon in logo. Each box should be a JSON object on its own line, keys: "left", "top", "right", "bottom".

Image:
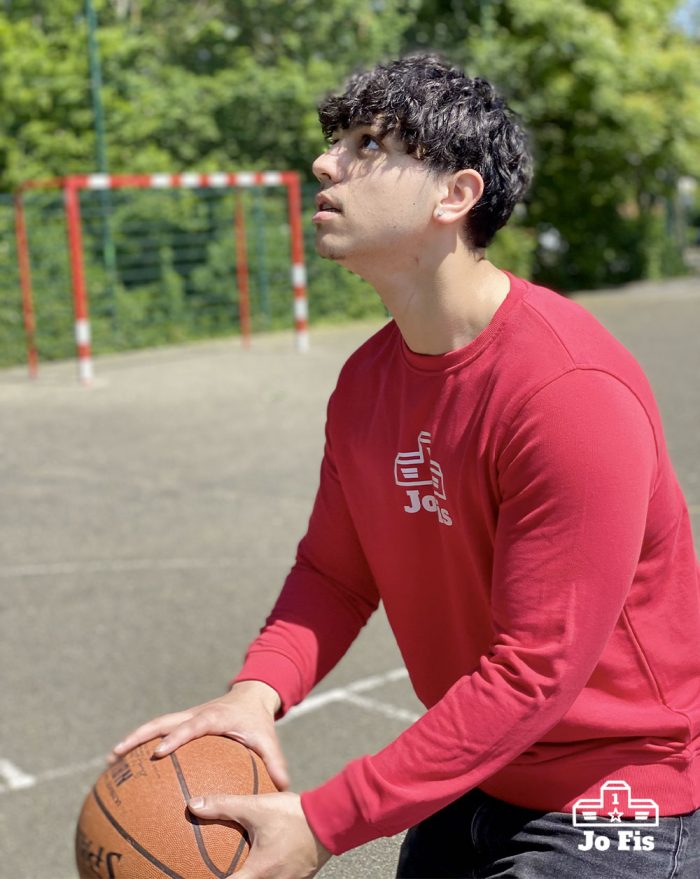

{"left": 608, "top": 808, "right": 624, "bottom": 822}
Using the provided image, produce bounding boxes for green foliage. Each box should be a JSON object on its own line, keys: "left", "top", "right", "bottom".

{"left": 306, "top": 258, "right": 387, "bottom": 324}
{"left": 453, "top": 0, "right": 700, "bottom": 289}
{"left": 0, "top": 15, "right": 95, "bottom": 185}
{"left": 0, "top": 194, "right": 26, "bottom": 368}
{"left": 1, "top": 0, "right": 699, "bottom": 367}
{"left": 487, "top": 221, "right": 538, "bottom": 280}
{"left": 0, "top": 0, "right": 416, "bottom": 185}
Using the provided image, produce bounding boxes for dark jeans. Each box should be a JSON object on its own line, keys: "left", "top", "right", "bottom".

{"left": 396, "top": 788, "right": 700, "bottom": 878}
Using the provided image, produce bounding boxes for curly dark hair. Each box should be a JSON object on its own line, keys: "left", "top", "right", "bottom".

{"left": 318, "top": 54, "right": 533, "bottom": 249}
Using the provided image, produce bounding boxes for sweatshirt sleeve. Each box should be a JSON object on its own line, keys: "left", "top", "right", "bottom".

{"left": 231, "top": 392, "right": 380, "bottom": 715}
{"left": 300, "top": 368, "right": 658, "bottom": 854}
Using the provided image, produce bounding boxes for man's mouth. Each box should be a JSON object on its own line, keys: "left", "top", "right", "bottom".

{"left": 313, "top": 197, "right": 343, "bottom": 224}
{"left": 315, "top": 193, "right": 342, "bottom": 214}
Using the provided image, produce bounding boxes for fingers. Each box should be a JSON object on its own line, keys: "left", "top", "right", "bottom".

{"left": 187, "top": 792, "right": 330, "bottom": 879}
{"left": 246, "top": 734, "right": 290, "bottom": 792}
{"left": 188, "top": 795, "right": 261, "bottom": 879}
{"left": 107, "top": 709, "right": 196, "bottom": 763}
{"left": 188, "top": 793, "right": 251, "bottom": 823}
{"left": 153, "top": 708, "right": 227, "bottom": 758}
{"left": 230, "top": 723, "right": 290, "bottom": 792}
{"left": 106, "top": 690, "right": 290, "bottom": 794}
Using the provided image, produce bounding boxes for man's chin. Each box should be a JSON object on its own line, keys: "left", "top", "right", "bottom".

{"left": 314, "top": 235, "right": 369, "bottom": 272}
{"left": 319, "top": 250, "right": 347, "bottom": 263}
{"left": 315, "top": 242, "right": 349, "bottom": 263}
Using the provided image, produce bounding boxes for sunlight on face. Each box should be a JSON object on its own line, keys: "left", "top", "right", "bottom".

{"left": 311, "top": 124, "right": 442, "bottom": 270}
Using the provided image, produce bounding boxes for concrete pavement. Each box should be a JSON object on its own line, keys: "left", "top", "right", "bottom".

{"left": 0, "top": 276, "right": 697, "bottom": 879}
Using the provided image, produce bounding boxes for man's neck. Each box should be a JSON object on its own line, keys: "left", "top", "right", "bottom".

{"left": 359, "top": 245, "right": 510, "bottom": 356}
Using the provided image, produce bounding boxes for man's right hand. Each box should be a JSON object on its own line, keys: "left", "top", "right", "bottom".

{"left": 106, "top": 680, "right": 289, "bottom": 791}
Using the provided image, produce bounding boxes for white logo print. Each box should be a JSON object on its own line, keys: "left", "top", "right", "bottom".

{"left": 573, "top": 780, "right": 659, "bottom": 853}
{"left": 394, "top": 431, "right": 452, "bottom": 526}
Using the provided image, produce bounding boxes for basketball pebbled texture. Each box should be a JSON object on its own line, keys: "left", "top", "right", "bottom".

{"left": 75, "top": 735, "right": 277, "bottom": 879}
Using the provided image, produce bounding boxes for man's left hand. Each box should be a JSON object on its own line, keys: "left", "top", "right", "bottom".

{"left": 188, "top": 791, "right": 333, "bottom": 879}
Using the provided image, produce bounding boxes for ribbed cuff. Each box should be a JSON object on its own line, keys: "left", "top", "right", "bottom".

{"left": 229, "top": 651, "right": 304, "bottom": 718}
{"left": 301, "top": 760, "right": 384, "bottom": 855}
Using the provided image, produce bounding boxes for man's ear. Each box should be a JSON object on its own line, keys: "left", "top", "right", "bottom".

{"left": 433, "top": 169, "right": 484, "bottom": 224}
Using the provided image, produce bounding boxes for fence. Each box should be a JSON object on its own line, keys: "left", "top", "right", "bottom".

{"left": 0, "top": 193, "right": 26, "bottom": 370}
{"left": 0, "top": 178, "right": 386, "bottom": 379}
{"left": 7, "top": 172, "right": 308, "bottom": 381}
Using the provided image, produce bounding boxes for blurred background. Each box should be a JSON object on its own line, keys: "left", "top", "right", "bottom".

{"left": 1, "top": 0, "right": 699, "bottom": 370}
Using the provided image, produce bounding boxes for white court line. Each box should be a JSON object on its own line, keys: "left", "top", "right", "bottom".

{"left": 278, "top": 667, "right": 409, "bottom": 724}
{"left": 0, "top": 757, "right": 108, "bottom": 794}
{"left": 0, "top": 758, "right": 36, "bottom": 791}
{"left": 0, "top": 668, "right": 413, "bottom": 796}
{"left": 341, "top": 693, "right": 421, "bottom": 725}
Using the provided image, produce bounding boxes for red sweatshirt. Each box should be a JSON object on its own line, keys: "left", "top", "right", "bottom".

{"left": 233, "top": 273, "right": 700, "bottom": 854}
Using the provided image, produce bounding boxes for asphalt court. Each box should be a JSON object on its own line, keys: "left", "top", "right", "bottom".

{"left": 1, "top": 276, "right": 698, "bottom": 878}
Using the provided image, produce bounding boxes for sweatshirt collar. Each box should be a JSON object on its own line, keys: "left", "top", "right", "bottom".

{"left": 398, "top": 271, "right": 525, "bottom": 373}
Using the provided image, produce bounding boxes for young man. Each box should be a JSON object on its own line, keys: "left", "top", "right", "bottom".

{"left": 111, "top": 56, "right": 700, "bottom": 877}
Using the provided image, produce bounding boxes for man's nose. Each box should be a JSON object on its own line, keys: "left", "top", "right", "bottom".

{"left": 312, "top": 145, "right": 343, "bottom": 184}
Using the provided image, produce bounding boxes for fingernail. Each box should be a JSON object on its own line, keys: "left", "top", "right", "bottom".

{"left": 154, "top": 742, "right": 167, "bottom": 754}
{"left": 114, "top": 741, "right": 126, "bottom": 752}
{"left": 189, "top": 797, "right": 205, "bottom": 809}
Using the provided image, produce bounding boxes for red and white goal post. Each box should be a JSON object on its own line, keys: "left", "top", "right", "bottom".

{"left": 15, "top": 171, "right": 309, "bottom": 384}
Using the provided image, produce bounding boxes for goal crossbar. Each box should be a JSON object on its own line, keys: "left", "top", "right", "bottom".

{"left": 15, "top": 171, "right": 309, "bottom": 384}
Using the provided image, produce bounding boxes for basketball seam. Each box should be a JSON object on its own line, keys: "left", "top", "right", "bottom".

{"left": 170, "top": 747, "right": 258, "bottom": 877}
{"left": 250, "top": 753, "right": 259, "bottom": 795}
{"left": 92, "top": 785, "right": 189, "bottom": 879}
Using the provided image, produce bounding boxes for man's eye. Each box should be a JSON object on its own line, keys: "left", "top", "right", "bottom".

{"left": 359, "top": 134, "right": 380, "bottom": 151}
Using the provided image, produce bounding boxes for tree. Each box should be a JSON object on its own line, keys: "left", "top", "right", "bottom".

{"left": 1, "top": 0, "right": 698, "bottom": 319}
{"left": 410, "top": 0, "right": 700, "bottom": 288}
{"left": 0, "top": 14, "right": 95, "bottom": 186}
{"left": 0, "top": 0, "right": 419, "bottom": 185}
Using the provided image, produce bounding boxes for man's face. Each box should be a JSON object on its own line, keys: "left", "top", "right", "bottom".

{"left": 311, "top": 124, "right": 442, "bottom": 272}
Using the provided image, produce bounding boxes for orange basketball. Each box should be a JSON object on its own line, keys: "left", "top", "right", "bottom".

{"left": 75, "top": 735, "right": 277, "bottom": 879}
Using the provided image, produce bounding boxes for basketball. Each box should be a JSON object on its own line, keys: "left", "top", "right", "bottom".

{"left": 75, "top": 735, "right": 277, "bottom": 879}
